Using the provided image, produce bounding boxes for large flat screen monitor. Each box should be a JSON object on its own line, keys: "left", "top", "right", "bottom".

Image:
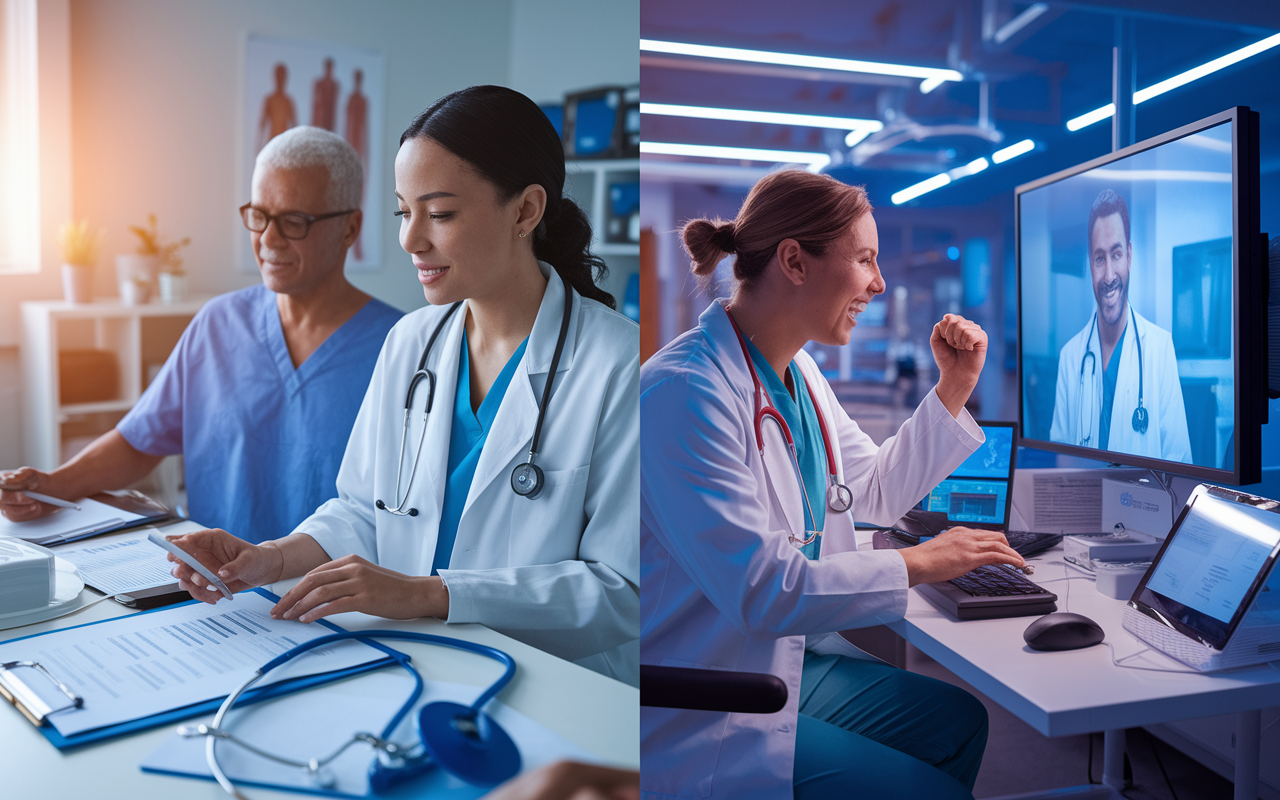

{"left": 1017, "top": 106, "right": 1264, "bottom": 484}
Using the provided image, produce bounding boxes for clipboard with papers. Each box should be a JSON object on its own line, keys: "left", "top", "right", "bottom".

{"left": 0, "top": 588, "right": 402, "bottom": 750}
{"left": 0, "top": 489, "right": 173, "bottom": 547}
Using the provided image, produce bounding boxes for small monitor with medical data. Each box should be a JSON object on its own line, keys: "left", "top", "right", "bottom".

{"left": 1016, "top": 107, "right": 1265, "bottom": 484}
{"left": 916, "top": 422, "right": 1016, "bottom": 527}
{"left": 1131, "top": 489, "right": 1280, "bottom": 650}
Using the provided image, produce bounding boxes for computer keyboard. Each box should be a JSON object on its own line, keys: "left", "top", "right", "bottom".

{"left": 1003, "top": 530, "right": 1064, "bottom": 558}
{"left": 880, "top": 528, "right": 1063, "bottom": 558}
{"left": 948, "top": 564, "right": 1050, "bottom": 597}
{"left": 915, "top": 564, "right": 1058, "bottom": 621}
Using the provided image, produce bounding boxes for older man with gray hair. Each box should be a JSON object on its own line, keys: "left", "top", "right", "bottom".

{"left": 0, "top": 127, "right": 402, "bottom": 543}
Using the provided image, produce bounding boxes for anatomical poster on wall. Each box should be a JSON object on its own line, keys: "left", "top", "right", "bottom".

{"left": 241, "top": 34, "right": 385, "bottom": 273}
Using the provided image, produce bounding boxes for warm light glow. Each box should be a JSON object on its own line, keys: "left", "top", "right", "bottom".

{"left": 640, "top": 103, "right": 883, "bottom": 134}
{"left": 892, "top": 173, "right": 951, "bottom": 205}
{"left": 640, "top": 39, "right": 962, "bottom": 83}
{"left": 641, "top": 141, "right": 831, "bottom": 171}
{"left": 992, "top": 139, "right": 1035, "bottom": 163}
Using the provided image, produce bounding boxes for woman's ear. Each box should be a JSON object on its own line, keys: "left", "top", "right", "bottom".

{"left": 514, "top": 184, "right": 547, "bottom": 239}
{"left": 775, "top": 239, "right": 807, "bottom": 286}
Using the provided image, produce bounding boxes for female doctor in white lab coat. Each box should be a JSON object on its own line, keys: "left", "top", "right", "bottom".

{"left": 641, "top": 170, "right": 1025, "bottom": 799}
{"left": 168, "top": 86, "right": 639, "bottom": 685}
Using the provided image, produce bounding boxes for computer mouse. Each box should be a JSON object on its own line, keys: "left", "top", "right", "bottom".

{"left": 1023, "top": 612, "right": 1105, "bottom": 651}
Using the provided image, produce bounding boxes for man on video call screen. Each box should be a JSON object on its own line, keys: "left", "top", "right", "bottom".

{"left": 1049, "top": 189, "right": 1192, "bottom": 462}
{"left": 1019, "top": 120, "right": 1236, "bottom": 470}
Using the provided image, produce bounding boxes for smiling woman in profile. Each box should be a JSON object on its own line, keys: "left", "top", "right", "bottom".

{"left": 165, "top": 85, "right": 641, "bottom": 686}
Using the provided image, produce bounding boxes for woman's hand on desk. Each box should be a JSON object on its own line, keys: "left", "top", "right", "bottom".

{"left": 166, "top": 528, "right": 285, "bottom": 603}
{"left": 269, "top": 554, "right": 449, "bottom": 623}
{"left": 898, "top": 527, "right": 1024, "bottom": 587}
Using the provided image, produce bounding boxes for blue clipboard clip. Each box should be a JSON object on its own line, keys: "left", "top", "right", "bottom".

{"left": 0, "top": 659, "right": 84, "bottom": 726}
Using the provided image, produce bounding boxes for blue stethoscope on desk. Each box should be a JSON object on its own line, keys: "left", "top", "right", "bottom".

{"left": 178, "top": 630, "right": 520, "bottom": 798}
{"left": 726, "top": 308, "right": 854, "bottom": 548}
{"left": 375, "top": 271, "right": 574, "bottom": 515}
{"left": 1076, "top": 305, "right": 1147, "bottom": 447}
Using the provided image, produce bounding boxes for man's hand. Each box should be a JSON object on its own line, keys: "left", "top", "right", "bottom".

{"left": 897, "top": 527, "right": 1024, "bottom": 587}
{"left": 269, "top": 554, "right": 449, "bottom": 623}
{"left": 930, "top": 314, "right": 988, "bottom": 417}
{"left": 166, "top": 529, "right": 284, "bottom": 604}
{"left": 0, "top": 467, "right": 61, "bottom": 522}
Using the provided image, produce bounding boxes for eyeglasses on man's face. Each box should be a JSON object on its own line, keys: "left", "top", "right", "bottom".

{"left": 239, "top": 203, "right": 356, "bottom": 240}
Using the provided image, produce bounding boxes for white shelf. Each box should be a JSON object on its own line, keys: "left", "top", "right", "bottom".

{"left": 564, "top": 159, "right": 639, "bottom": 311}
{"left": 59, "top": 399, "right": 136, "bottom": 418}
{"left": 21, "top": 297, "right": 209, "bottom": 468}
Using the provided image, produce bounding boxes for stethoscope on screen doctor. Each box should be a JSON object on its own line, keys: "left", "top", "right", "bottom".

{"left": 375, "top": 270, "right": 574, "bottom": 515}
{"left": 178, "top": 630, "right": 521, "bottom": 798}
{"left": 726, "top": 308, "right": 854, "bottom": 548}
{"left": 1076, "top": 304, "right": 1148, "bottom": 447}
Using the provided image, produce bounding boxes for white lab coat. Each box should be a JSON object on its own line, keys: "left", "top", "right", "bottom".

{"left": 295, "top": 262, "right": 640, "bottom": 685}
{"left": 639, "top": 300, "right": 983, "bottom": 800}
{"left": 1049, "top": 305, "right": 1191, "bottom": 463}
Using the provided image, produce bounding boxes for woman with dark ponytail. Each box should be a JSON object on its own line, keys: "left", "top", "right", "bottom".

{"left": 169, "top": 85, "right": 639, "bottom": 687}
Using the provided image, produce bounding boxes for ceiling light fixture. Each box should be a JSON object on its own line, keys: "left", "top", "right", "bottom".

{"left": 892, "top": 173, "right": 951, "bottom": 205}
{"left": 1067, "top": 31, "right": 1280, "bottom": 131}
{"left": 640, "top": 103, "right": 883, "bottom": 134}
{"left": 992, "top": 139, "right": 1035, "bottom": 163}
{"left": 640, "top": 39, "right": 962, "bottom": 90}
{"left": 640, "top": 141, "right": 831, "bottom": 171}
{"left": 994, "top": 3, "right": 1050, "bottom": 46}
{"left": 948, "top": 157, "right": 989, "bottom": 180}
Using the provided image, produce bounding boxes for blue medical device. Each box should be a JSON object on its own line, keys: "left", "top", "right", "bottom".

{"left": 179, "top": 630, "right": 521, "bottom": 796}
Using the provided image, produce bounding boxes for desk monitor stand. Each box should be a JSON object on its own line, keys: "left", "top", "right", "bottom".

{"left": 1122, "top": 604, "right": 1280, "bottom": 672}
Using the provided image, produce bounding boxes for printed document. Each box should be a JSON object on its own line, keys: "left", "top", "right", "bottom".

{"left": 0, "top": 592, "right": 389, "bottom": 736}
{"left": 55, "top": 535, "right": 175, "bottom": 596}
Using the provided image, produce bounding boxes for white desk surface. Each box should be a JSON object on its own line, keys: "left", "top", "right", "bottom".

{"left": 863, "top": 531, "right": 1280, "bottom": 738}
{"left": 0, "top": 522, "right": 639, "bottom": 799}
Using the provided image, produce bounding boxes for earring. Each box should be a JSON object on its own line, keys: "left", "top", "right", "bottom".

{"left": 518, "top": 230, "right": 527, "bottom": 239}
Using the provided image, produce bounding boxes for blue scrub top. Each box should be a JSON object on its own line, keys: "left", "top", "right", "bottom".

{"left": 744, "top": 338, "right": 827, "bottom": 559}
{"left": 432, "top": 332, "right": 529, "bottom": 574}
{"left": 117, "top": 285, "right": 402, "bottom": 543}
{"left": 1100, "top": 323, "right": 1127, "bottom": 452}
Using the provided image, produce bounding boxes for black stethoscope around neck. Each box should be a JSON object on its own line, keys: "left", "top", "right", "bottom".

{"left": 375, "top": 271, "right": 573, "bottom": 516}
{"left": 725, "top": 307, "right": 853, "bottom": 548}
{"left": 1076, "top": 303, "right": 1147, "bottom": 448}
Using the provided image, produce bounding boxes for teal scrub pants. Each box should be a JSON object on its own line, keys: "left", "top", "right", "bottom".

{"left": 792, "top": 652, "right": 988, "bottom": 799}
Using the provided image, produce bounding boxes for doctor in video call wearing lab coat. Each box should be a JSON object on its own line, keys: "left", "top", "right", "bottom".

{"left": 640, "top": 170, "right": 1025, "bottom": 800}
{"left": 1049, "top": 189, "right": 1191, "bottom": 462}
{"left": 167, "top": 85, "right": 640, "bottom": 686}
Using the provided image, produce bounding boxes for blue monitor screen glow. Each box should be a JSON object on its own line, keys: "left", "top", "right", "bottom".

{"left": 1016, "top": 107, "right": 1264, "bottom": 484}
{"left": 915, "top": 422, "right": 1016, "bottom": 527}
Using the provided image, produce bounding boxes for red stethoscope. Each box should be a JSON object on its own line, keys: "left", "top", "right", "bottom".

{"left": 726, "top": 308, "right": 854, "bottom": 548}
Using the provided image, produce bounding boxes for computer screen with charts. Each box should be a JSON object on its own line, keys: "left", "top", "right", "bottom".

{"left": 1016, "top": 106, "right": 1264, "bottom": 484}
{"left": 915, "top": 422, "right": 1016, "bottom": 528}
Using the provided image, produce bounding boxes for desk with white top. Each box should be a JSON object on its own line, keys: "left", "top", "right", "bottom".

{"left": 861, "top": 531, "right": 1280, "bottom": 800}
{"left": 0, "top": 521, "right": 639, "bottom": 800}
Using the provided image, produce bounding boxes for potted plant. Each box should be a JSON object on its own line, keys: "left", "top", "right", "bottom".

{"left": 157, "top": 235, "right": 192, "bottom": 304}
{"left": 117, "top": 214, "right": 189, "bottom": 304}
{"left": 57, "top": 220, "right": 103, "bottom": 304}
